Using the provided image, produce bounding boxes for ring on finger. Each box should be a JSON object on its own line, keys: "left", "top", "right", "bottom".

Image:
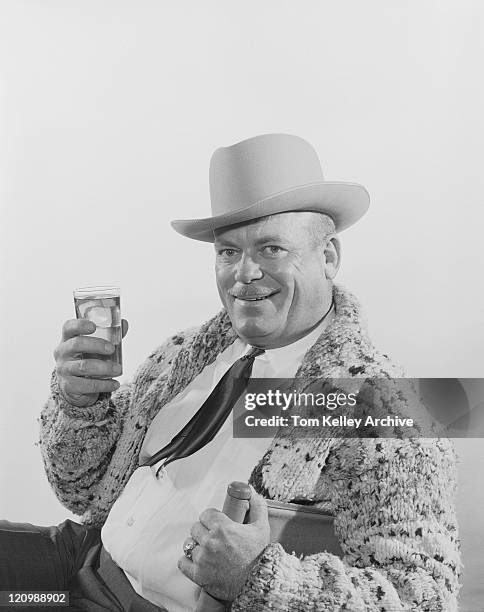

{"left": 183, "top": 538, "right": 198, "bottom": 561}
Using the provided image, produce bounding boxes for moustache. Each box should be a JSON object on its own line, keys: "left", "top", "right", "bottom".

{"left": 229, "top": 287, "right": 279, "bottom": 300}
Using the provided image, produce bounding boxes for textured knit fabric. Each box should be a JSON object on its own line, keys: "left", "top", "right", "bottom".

{"left": 39, "top": 284, "right": 462, "bottom": 611}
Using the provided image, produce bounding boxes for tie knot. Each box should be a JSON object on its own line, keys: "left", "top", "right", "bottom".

{"left": 242, "top": 346, "right": 265, "bottom": 361}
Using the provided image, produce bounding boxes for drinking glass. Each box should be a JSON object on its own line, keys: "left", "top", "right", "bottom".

{"left": 73, "top": 286, "right": 122, "bottom": 373}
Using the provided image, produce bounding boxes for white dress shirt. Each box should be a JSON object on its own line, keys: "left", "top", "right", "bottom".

{"left": 101, "top": 318, "right": 329, "bottom": 612}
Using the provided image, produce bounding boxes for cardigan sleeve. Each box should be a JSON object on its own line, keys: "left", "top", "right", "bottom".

{"left": 231, "top": 437, "right": 461, "bottom": 611}
{"left": 39, "top": 371, "right": 132, "bottom": 517}
{"left": 38, "top": 336, "right": 185, "bottom": 519}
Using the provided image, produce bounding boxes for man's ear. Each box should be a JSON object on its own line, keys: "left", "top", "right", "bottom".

{"left": 323, "top": 234, "right": 341, "bottom": 280}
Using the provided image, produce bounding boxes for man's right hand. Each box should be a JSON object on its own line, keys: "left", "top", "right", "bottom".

{"left": 53, "top": 319, "right": 129, "bottom": 408}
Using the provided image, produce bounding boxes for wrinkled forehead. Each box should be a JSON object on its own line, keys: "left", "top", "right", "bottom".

{"left": 213, "top": 211, "right": 313, "bottom": 243}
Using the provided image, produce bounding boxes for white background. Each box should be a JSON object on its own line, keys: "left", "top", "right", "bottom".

{"left": 0, "top": 2, "right": 483, "bottom": 609}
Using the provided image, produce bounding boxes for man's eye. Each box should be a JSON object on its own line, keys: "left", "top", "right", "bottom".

{"left": 218, "top": 248, "right": 237, "bottom": 257}
{"left": 262, "top": 245, "right": 285, "bottom": 256}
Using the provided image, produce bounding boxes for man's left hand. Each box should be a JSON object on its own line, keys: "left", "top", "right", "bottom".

{"left": 178, "top": 488, "right": 270, "bottom": 602}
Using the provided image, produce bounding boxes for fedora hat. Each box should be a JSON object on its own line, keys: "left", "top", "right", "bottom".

{"left": 171, "top": 133, "right": 370, "bottom": 242}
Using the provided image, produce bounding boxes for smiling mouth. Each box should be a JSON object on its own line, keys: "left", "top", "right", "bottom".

{"left": 231, "top": 291, "right": 278, "bottom": 302}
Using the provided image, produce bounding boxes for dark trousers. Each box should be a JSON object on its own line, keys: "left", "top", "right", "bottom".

{"left": 0, "top": 519, "right": 166, "bottom": 612}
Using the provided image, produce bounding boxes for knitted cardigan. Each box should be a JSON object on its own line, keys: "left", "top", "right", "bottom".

{"left": 39, "top": 284, "right": 461, "bottom": 611}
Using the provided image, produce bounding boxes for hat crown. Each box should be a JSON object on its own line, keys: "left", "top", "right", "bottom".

{"left": 209, "top": 134, "right": 325, "bottom": 216}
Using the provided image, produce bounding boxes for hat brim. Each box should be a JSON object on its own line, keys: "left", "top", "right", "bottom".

{"left": 171, "top": 181, "right": 370, "bottom": 242}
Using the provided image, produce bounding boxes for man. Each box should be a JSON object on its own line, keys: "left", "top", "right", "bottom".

{"left": 2, "top": 134, "right": 460, "bottom": 610}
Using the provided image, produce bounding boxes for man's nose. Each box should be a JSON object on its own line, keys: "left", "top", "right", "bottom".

{"left": 234, "top": 254, "right": 263, "bottom": 283}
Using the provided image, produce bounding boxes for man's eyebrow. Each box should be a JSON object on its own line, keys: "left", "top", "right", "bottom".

{"left": 214, "top": 234, "right": 291, "bottom": 247}
{"left": 253, "top": 234, "right": 289, "bottom": 245}
{"left": 213, "top": 237, "right": 239, "bottom": 247}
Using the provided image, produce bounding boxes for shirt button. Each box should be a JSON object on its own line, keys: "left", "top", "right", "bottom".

{"left": 126, "top": 516, "right": 135, "bottom": 526}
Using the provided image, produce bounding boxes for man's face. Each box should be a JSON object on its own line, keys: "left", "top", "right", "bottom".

{"left": 214, "top": 212, "right": 338, "bottom": 348}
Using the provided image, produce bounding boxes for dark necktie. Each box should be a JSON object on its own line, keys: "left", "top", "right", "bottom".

{"left": 142, "top": 346, "right": 265, "bottom": 474}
